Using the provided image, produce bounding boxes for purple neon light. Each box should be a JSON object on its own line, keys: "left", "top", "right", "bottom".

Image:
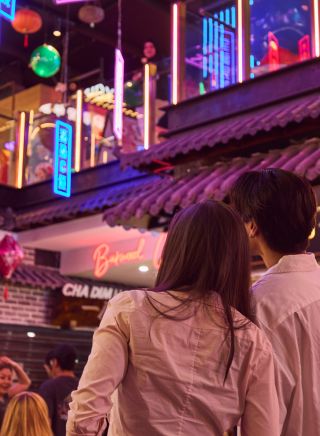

{"left": 113, "top": 48, "right": 124, "bottom": 142}
{"left": 54, "top": 0, "right": 87, "bottom": 4}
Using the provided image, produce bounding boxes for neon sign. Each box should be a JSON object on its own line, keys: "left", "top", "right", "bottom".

{"left": 0, "top": 0, "right": 16, "bottom": 21}
{"left": 53, "top": 120, "right": 72, "bottom": 198}
{"left": 202, "top": 7, "right": 236, "bottom": 91}
{"left": 113, "top": 49, "right": 124, "bottom": 142}
{"left": 93, "top": 238, "right": 146, "bottom": 278}
{"left": 54, "top": 0, "right": 87, "bottom": 4}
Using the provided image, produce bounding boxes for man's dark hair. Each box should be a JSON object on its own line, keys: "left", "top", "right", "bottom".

{"left": 45, "top": 345, "right": 77, "bottom": 371}
{"left": 230, "top": 169, "right": 317, "bottom": 254}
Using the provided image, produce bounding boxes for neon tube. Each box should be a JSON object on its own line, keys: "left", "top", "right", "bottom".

{"left": 17, "top": 111, "right": 26, "bottom": 188}
{"left": 113, "top": 48, "right": 124, "bottom": 142}
{"left": 144, "top": 63, "right": 150, "bottom": 150}
{"left": 314, "top": 0, "right": 320, "bottom": 57}
{"left": 75, "top": 89, "right": 83, "bottom": 172}
{"left": 203, "top": 18, "right": 208, "bottom": 79}
{"left": 237, "top": 0, "right": 244, "bottom": 83}
{"left": 90, "top": 131, "right": 95, "bottom": 167}
{"left": 172, "top": 3, "right": 179, "bottom": 105}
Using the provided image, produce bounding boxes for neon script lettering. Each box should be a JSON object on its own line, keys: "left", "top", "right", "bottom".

{"left": 93, "top": 238, "right": 146, "bottom": 278}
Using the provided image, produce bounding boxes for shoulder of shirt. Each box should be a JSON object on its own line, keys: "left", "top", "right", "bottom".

{"left": 39, "top": 378, "right": 56, "bottom": 392}
{"left": 109, "top": 289, "right": 147, "bottom": 310}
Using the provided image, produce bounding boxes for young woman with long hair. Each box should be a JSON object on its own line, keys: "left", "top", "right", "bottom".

{"left": 0, "top": 392, "right": 53, "bottom": 436}
{"left": 67, "top": 201, "right": 279, "bottom": 436}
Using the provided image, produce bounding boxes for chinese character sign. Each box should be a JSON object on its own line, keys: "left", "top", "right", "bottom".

{"left": 0, "top": 0, "right": 16, "bottom": 20}
{"left": 53, "top": 120, "right": 72, "bottom": 198}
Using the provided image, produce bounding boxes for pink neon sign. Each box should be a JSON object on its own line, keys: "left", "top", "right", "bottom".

{"left": 113, "top": 48, "right": 124, "bottom": 142}
{"left": 54, "top": 0, "right": 87, "bottom": 4}
{"left": 93, "top": 239, "right": 146, "bottom": 278}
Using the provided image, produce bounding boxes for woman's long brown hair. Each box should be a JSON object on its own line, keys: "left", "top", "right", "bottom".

{"left": 148, "top": 200, "right": 253, "bottom": 382}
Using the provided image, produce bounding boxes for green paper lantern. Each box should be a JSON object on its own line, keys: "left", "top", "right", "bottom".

{"left": 30, "top": 44, "right": 61, "bottom": 78}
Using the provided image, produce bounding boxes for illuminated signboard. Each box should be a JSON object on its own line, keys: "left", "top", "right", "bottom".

{"left": 202, "top": 7, "right": 236, "bottom": 91}
{"left": 113, "top": 49, "right": 124, "bottom": 142}
{"left": 62, "top": 283, "right": 122, "bottom": 300}
{"left": 92, "top": 234, "right": 167, "bottom": 278}
{"left": 53, "top": 120, "right": 72, "bottom": 198}
{"left": 93, "top": 239, "right": 146, "bottom": 278}
{"left": 0, "top": 0, "right": 16, "bottom": 20}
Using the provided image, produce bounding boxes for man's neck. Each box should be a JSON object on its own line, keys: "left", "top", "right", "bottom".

{"left": 259, "top": 243, "right": 307, "bottom": 269}
{"left": 259, "top": 244, "right": 284, "bottom": 269}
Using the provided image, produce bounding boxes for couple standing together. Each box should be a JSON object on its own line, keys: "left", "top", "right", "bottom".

{"left": 67, "top": 169, "right": 319, "bottom": 436}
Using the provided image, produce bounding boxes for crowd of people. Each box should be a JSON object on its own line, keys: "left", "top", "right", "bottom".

{"left": 0, "top": 345, "right": 78, "bottom": 436}
{"left": 0, "top": 168, "right": 319, "bottom": 436}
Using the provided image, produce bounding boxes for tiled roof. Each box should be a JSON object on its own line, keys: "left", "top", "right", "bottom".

{"left": 104, "top": 139, "right": 320, "bottom": 227}
{"left": 15, "top": 175, "right": 159, "bottom": 231}
{"left": 119, "top": 93, "right": 320, "bottom": 168}
{"left": 7, "top": 263, "right": 127, "bottom": 291}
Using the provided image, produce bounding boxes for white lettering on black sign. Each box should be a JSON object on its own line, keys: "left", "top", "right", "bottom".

{"left": 62, "top": 283, "right": 122, "bottom": 300}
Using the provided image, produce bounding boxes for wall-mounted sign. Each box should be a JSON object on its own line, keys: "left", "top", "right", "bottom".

{"left": 0, "top": 0, "right": 16, "bottom": 21}
{"left": 93, "top": 238, "right": 146, "bottom": 278}
{"left": 62, "top": 282, "right": 122, "bottom": 300}
{"left": 53, "top": 120, "right": 72, "bottom": 198}
{"left": 113, "top": 49, "right": 124, "bottom": 142}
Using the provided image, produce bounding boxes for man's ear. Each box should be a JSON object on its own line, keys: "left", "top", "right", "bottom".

{"left": 245, "top": 220, "right": 258, "bottom": 238}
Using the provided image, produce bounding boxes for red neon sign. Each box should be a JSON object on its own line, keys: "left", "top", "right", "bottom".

{"left": 93, "top": 238, "right": 146, "bottom": 278}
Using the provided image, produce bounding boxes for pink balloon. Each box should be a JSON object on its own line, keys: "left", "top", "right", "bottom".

{"left": 0, "top": 235, "right": 24, "bottom": 279}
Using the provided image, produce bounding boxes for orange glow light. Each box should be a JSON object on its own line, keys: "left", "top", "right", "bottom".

{"left": 17, "top": 111, "right": 26, "bottom": 188}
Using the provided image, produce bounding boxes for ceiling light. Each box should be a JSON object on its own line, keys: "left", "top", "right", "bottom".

{"left": 138, "top": 265, "right": 149, "bottom": 273}
{"left": 53, "top": 29, "right": 62, "bottom": 37}
{"left": 27, "top": 331, "right": 36, "bottom": 338}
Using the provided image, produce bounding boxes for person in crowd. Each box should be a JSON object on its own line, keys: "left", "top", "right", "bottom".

{"left": 39, "top": 345, "right": 78, "bottom": 436}
{"left": 230, "top": 168, "right": 320, "bottom": 436}
{"left": 0, "top": 391, "right": 53, "bottom": 436}
{"left": 67, "top": 200, "right": 279, "bottom": 436}
{"left": 0, "top": 356, "right": 31, "bottom": 428}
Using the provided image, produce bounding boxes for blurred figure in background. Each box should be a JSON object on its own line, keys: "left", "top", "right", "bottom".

{"left": 0, "top": 391, "right": 53, "bottom": 436}
{"left": 39, "top": 345, "right": 78, "bottom": 436}
{"left": 0, "top": 356, "right": 31, "bottom": 428}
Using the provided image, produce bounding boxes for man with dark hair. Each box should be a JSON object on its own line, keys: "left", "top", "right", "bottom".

{"left": 230, "top": 168, "right": 320, "bottom": 436}
{"left": 39, "top": 345, "right": 78, "bottom": 436}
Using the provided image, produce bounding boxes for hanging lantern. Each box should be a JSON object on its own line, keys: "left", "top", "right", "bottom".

{"left": 0, "top": 235, "right": 24, "bottom": 301}
{"left": 78, "top": 5, "right": 105, "bottom": 28}
{"left": 30, "top": 44, "right": 61, "bottom": 78}
{"left": 12, "top": 9, "right": 42, "bottom": 48}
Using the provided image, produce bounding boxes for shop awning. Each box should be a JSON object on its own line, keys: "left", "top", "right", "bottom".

{"left": 6, "top": 263, "right": 127, "bottom": 291}
{"left": 119, "top": 93, "right": 320, "bottom": 169}
{"left": 15, "top": 175, "right": 159, "bottom": 231}
{"left": 104, "top": 139, "right": 320, "bottom": 228}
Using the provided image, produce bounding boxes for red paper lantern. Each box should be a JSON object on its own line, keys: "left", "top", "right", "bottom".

{"left": 0, "top": 235, "right": 24, "bottom": 301}
{"left": 12, "top": 9, "right": 43, "bottom": 47}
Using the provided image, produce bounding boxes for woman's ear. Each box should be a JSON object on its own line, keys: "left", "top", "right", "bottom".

{"left": 245, "top": 220, "right": 258, "bottom": 238}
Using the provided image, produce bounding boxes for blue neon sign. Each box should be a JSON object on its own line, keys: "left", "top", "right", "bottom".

{"left": 54, "top": 120, "right": 73, "bottom": 198}
{"left": 202, "top": 9, "right": 236, "bottom": 91}
{"left": 0, "top": 0, "right": 16, "bottom": 21}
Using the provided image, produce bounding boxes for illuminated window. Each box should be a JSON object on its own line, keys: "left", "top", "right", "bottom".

{"left": 250, "top": 0, "right": 312, "bottom": 77}
{"left": 185, "top": 0, "right": 237, "bottom": 99}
